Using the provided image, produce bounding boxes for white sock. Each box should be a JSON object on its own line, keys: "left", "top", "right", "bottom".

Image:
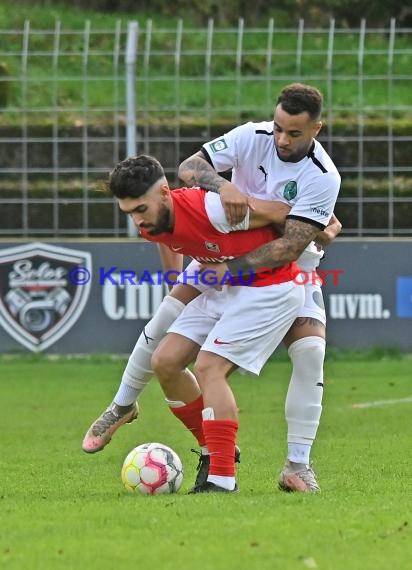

{"left": 207, "top": 474, "right": 236, "bottom": 491}
{"left": 113, "top": 383, "right": 140, "bottom": 407}
{"left": 285, "top": 336, "right": 326, "bottom": 461}
{"left": 287, "top": 443, "right": 311, "bottom": 465}
{"left": 113, "top": 296, "right": 185, "bottom": 406}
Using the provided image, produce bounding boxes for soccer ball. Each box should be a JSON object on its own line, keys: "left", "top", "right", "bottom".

{"left": 121, "top": 442, "right": 184, "bottom": 495}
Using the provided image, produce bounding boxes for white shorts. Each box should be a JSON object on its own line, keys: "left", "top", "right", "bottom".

{"left": 179, "top": 258, "right": 326, "bottom": 326}
{"left": 168, "top": 281, "right": 304, "bottom": 375}
{"left": 177, "top": 259, "right": 210, "bottom": 293}
{"left": 298, "top": 244, "right": 326, "bottom": 325}
{"left": 300, "top": 281, "right": 326, "bottom": 326}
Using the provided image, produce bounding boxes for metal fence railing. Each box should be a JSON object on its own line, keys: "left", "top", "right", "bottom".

{"left": 0, "top": 19, "right": 411, "bottom": 237}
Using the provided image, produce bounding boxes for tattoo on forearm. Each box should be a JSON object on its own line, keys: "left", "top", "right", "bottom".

{"left": 227, "top": 219, "right": 319, "bottom": 273}
{"left": 228, "top": 242, "right": 278, "bottom": 273}
{"left": 180, "top": 157, "right": 226, "bottom": 194}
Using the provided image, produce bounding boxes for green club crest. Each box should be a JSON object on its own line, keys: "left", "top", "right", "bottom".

{"left": 283, "top": 181, "right": 297, "bottom": 200}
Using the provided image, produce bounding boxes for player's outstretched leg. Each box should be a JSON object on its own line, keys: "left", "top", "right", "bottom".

{"left": 279, "top": 336, "right": 325, "bottom": 492}
{"left": 82, "top": 402, "right": 139, "bottom": 454}
{"left": 82, "top": 295, "right": 185, "bottom": 453}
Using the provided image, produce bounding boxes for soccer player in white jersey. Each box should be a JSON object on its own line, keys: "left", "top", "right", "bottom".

{"left": 82, "top": 83, "right": 341, "bottom": 493}
{"left": 177, "top": 83, "right": 341, "bottom": 492}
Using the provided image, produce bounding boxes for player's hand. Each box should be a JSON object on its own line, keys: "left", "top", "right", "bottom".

{"left": 199, "top": 261, "right": 232, "bottom": 289}
{"left": 219, "top": 182, "right": 254, "bottom": 225}
{"left": 315, "top": 214, "right": 342, "bottom": 247}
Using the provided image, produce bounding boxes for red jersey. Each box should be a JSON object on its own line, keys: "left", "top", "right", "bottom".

{"left": 140, "top": 188, "right": 298, "bottom": 286}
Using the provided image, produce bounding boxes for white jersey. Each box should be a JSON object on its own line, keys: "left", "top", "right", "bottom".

{"left": 202, "top": 120, "right": 341, "bottom": 272}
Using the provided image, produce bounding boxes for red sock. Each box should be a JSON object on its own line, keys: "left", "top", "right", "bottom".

{"left": 169, "top": 395, "right": 206, "bottom": 447}
{"left": 203, "top": 419, "right": 238, "bottom": 476}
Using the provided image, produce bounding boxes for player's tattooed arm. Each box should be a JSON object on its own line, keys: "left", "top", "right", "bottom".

{"left": 314, "top": 213, "right": 342, "bottom": 246}
{"left": 179, "top": 151, "right": 250, "bottom": 225}
{"left": 178, "top": 151, "right": 227, "bottom": 193}
{"left": 227, "top": 218, "right": 320, "bottom": 272}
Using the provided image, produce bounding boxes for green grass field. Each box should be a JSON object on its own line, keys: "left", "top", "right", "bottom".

{"left": 1, "top": 352, "right": 411, "bottom": 570}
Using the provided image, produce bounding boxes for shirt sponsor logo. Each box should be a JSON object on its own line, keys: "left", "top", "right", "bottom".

{"left": 210, "top": 138, "right": 228, "bottom": 153}
{"left": 310, "top": 204, "right": 330, "bottom": 217}
{"left": 283, "top": 180, "right": 297, "bottom": 200}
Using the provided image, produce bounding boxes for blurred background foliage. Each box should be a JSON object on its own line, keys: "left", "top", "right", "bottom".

{"left": 12, "top": 0, "right": 412, "bottom": 27}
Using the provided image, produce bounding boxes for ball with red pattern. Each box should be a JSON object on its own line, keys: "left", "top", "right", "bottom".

{"left": 121, "top": 442, "right": 183, "bottom": 495}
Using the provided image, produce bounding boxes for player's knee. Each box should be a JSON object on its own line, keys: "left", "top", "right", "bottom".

{"left": 192, "top": 358, "right": 205, "bottom": 384}
{"left": 151, "top": 346, "right": 180, "bottom": 379}
{"left": 193, "top": 353, "right": 230, "bottom": 386}
{"left": 193, "top": 354, "right": 218, "bottom": 386}
{"left": 288, "top": 336, "right": 325, "bottom": 374}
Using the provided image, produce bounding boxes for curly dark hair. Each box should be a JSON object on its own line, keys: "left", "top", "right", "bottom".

{"left": 108, "top": 154, "right": 165, "bottom": 198}
{"left": 276, "top": 83, "right": 323, "bottom": 121}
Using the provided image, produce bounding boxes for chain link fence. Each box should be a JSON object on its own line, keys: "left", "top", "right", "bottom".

{"left": 0, "top": 18, "right": 411, "bottom": 237}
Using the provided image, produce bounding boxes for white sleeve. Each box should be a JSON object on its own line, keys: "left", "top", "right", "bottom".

{"left": 288, "top": 171, "right": 341, "bottom": 228}
{"left": 204, "top": 192, "right": 250, "bottom": 233}
{"left": 201, "top": 123, "right": 253, "bottom": 172}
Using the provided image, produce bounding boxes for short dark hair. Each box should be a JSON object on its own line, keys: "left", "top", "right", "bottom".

{"left": 276, "top": 83, "right": 323, "bottom": 121}
{"left": 108, "top": 154, "right": 165, "bottom": 199}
